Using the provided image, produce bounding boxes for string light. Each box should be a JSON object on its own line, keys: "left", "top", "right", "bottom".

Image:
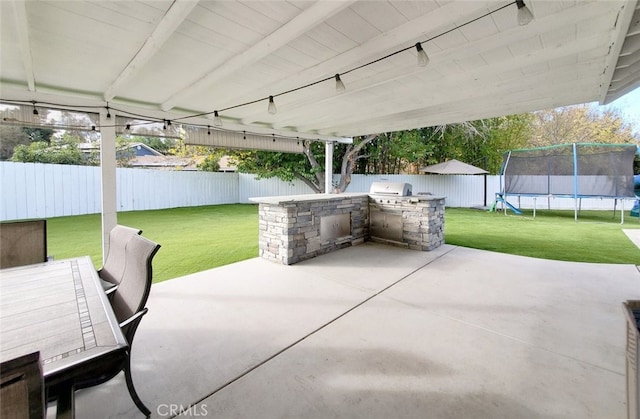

{"left": 267, "top": 96, "right": 277, "bottom": 115}
{"left": 213, "top": 111, "right": 223, "bottom": 127}
{"left": 126, "top": 124, "right": 131, "bottom": 131}
{"left": 335, "top": 74, "right": 346, "bottom": 93}
{"left": 7, "top": 1, "right": 528, "bottom": 139}
{"left": 415, "top": 43, "right": 429, "bottom": 67}
{"left": 169, "top": 1, "right": 521, "bottom": 121}
{"left": 516, "top": 0, "right": 534, "bottom": 25}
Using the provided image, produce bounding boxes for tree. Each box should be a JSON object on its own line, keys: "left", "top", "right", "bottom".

{"left": 530, "top": 105, "right": 638, "bottom": 146}
{"left": 0, "top": 126, "right": 55, "bottom": 160}
{"left": 231, "top": 135, "right": 379, "bottom": 193}
{"left": 197, "top": 149, "right": 227, "bottom": 172}
{"left": 356, "top": 131, "right": 430, "bottom": 174}
{"left": 352, "top": 115, "right": 532, "bottom": 175}
{"left": 11, "top": 132, "right": 85, "bottom": 165}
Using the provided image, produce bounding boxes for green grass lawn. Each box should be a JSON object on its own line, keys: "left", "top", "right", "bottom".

{"left": 46, "top": 205, "right": 639, "bottom": 283}
{"left": 445, "top": 208, "right": 640, "bottom": 264}
{"left": 47, "top": 204, "right": 259, "bottom": 283}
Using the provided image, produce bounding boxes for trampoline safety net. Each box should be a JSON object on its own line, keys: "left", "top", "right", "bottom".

{"left": 501, "top": 143, "right": 637, "bottom": 197}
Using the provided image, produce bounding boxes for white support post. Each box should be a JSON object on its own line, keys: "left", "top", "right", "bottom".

{"left": 325, "top": 141, "right": 334, "bottom": 194}
{"left": 100, "top": 112, "right": 117, "bottom": 263}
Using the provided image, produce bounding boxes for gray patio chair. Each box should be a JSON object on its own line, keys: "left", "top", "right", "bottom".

{"left": 0, "top": 351, "right": 44, "bottom": 419}
{"left": 74, "top": 234, "right": 160, "bottom": 417}
{"left": 98, "top": 225, "right": 142, "bottom": 292}
{"left": 0, "top": 220, "right": 47, "bottom": 269}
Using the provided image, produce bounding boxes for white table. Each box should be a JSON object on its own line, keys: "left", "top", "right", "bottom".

{"left": 0, "top": 256, "right": 127, "bottom": 417}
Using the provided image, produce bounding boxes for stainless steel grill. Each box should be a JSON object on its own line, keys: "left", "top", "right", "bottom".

{"left": 369, "top": 181, "right": 412, "bottom": 196}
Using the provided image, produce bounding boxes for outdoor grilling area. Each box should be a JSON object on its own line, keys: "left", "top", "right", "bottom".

{"left": 250, "top": 182, "right": 445, "bottom": 265}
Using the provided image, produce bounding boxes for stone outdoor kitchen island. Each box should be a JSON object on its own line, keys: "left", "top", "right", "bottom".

{"left": 250, "top": 191, "right": 445, "bottom": 265}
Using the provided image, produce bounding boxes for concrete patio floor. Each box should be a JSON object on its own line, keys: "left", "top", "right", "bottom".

{"left": 63, "top": 243, "right": 639, "bottom": 419}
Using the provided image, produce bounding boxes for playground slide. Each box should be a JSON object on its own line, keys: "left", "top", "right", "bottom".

{"left": 490, "top": 194, "right": 523, "bottom": 215}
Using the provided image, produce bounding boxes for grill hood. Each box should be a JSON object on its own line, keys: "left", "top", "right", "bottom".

{"left": 369, "top": 182, "right": 412, "bottom": 196}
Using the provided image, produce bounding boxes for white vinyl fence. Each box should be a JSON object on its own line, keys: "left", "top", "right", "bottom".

{"left": 0, "top": 161, "right": 628, "bottom": 221}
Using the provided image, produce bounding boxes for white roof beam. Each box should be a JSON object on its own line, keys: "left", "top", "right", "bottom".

{"left": 234, "top": 0, "right": 481, "bottom": 125}
{"left": 332, "top": 85, "right": 598, "bottom": 137}
{"left": 12, "top": 0, "right": 35, "bottom": 91}
{"left": 160, "top": 0, "right": 356, "bottom": 112}
{"left": 598, "top": 0, "right": 637, "bottom": 104}
{"left": 244, "top": 1, "right": 608, "bottom": 127}
{"left": 302, "top": 32, "right": 606, "bottom": 134}
{"left": 103, "top": 0, "right": 199, "bottom": 102}
{"left": 275, "top": 8, "right": 609, "bottom": 132}
{"left": 317, "top": 63, "right": 603, "bottom": 136}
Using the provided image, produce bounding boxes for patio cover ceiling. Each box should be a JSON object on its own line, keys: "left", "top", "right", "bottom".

{"left": 1, "top": 0, "right": 640, "bottom": 144}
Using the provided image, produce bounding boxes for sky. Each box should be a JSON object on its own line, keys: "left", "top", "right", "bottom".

{"left": 596, "top": 86, "right": 640, "bottom": 137}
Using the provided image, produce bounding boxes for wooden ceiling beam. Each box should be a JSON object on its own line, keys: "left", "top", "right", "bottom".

{"left": 12, "top": 0, "right": 35, "bottom": 91}
{"left": 103, "top": 0, "right": 199, "bottom": 102}
{"left": 313, "top": 62, "right": 603, "bottom": 136}
{"left": 160, "top": 0, "right": 355, "bottom": 112}
{"left": 241, "top": 1, "right": 609, "bottom": 127}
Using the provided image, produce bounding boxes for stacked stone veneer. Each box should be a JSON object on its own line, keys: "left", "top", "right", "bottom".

{"left": 257, "top": 195, "right": 369, "bottom": 265}
{"left": 368, "top": 196, "right": 445, "bottom": 251}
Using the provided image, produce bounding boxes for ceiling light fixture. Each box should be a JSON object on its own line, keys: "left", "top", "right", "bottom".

{"left": 32, "top": 101, "right": 38, "bottom": 116}
{"left": 213, "top": 111, "right": 223, "bottom": 127}
{"left": 335, "top": 74, "right": 346, "bottom": 93}
{"left": 267, "top": 96, "right": 277, "bottom": 115}
{"left": 516, "top": 0, "right": 534, "bottom": 25}
{"left": 415, "top": 43, "right": 429, "bottom": 67}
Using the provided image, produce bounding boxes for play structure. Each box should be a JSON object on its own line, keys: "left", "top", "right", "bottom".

{"left": 492, "top": 143, "right": 638, "bottom": 221}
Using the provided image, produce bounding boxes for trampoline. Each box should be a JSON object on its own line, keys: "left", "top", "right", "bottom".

{"left": 493, "top": 143, "right": 637, "bottom": 221}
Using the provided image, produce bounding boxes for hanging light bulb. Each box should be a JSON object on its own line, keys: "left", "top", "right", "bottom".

{"left": 335, "top": 74, "right": 346, "bottom": 93}
{"left": 106, "top": 105, "right": 111, "bottom": 119}
{"left": 207, "top": 125, "right": 211, "bottom": 135}
{"left": 515, "top": 0, "right": 534, "bottom": 25}
{"left": 126, "top": 124, "right": 131, "bottom": 131}
{"left": 213, "top": 111, "right": 223, "bottom": 127}
{"left": 267, "top": 96, "right": 277, "bottom": 115}
{"left": 415, "top": 42, "right": 429, "bottom": 67}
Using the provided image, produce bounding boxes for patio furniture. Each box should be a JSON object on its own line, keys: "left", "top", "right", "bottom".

{"left": 0, "top": 220, "right": 47, "bottom": 269}
{"left": 0, "top": 257, "right": 128, "bottom": 419}
{"left": 98, "top": 225, "right": 142, "bottom": 292}
{"left": 624, "top": 300, "right": 640, "bottom": 419}
{"left": 1, "top": 352, "right": 44, "bottom": 419}
{"left": 77, "top": 234, "right": 160, "bottom": 417}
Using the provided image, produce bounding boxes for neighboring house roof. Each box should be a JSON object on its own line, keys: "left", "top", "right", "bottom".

{"left": 78, "top": 142, "right": 237, "bottom": 171}
{"left": 129, "top": 155, "right": 202, "bottom": 170}
{"left": 129, "top": 142, "right": 163, "bottom": 157}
